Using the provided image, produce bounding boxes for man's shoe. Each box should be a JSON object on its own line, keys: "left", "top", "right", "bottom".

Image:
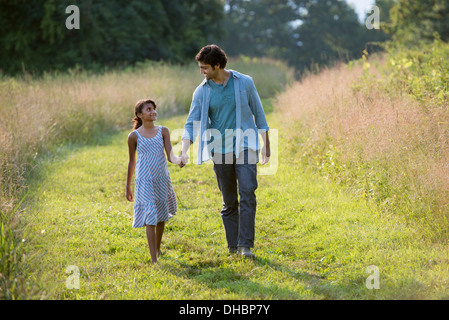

{"left": 228, "top": 247, "right": 238, "bottom": 254}
{"left": 239, "top": 247, "right": 255, "bottom": 260}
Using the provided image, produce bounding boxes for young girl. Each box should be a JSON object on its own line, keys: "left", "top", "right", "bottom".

{"left": 125, "top": 99, "right": 182, "bottom": 265}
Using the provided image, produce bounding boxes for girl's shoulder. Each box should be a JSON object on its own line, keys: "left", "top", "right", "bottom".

{"left": 128, "top": 130, "right": 138, "bottom": 142}
{"left": 160, "top": 126, "right": 170, "bottom": 134}
{"left": 160, "top": 126, "right": 173, "bottom": 141}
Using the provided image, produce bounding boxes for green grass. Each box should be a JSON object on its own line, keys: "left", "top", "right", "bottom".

{"left": 20, "top": 113, "right": 449, "bottom": 300}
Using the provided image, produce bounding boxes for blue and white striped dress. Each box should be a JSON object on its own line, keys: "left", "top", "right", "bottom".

{"left": 133, "top": 126, "right": 176, "bottom": 227}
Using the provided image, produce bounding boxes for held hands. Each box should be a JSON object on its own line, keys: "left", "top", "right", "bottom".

{"left": 178, "top": 151, "right": 189, "bottom": 168}
{"left": 171, "top": 155, "right": 183, "bottom": 166}
{"left": 177, "top": 139, "right": 191, "bottom": 168}
{"left": 169, "top": 150, "right": 188, "bottom": 168}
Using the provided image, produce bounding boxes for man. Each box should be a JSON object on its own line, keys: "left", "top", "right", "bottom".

{"left": 180, "top": 44, "right": 270, "bottom": 259}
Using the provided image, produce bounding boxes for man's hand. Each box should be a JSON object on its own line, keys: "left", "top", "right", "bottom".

{"left": 260, "top": 131, "right": 271, "bottom": 165}
{"left": 178, "top": 139, "right": 192, "bottom": 168}
{"left": 178, "top": 151, "right": 189, "bottom": 168}
{"left": 261, "top": 145, "right": 270, "bottom": 165}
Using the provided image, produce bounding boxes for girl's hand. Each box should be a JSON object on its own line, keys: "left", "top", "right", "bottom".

{"left": 126, "top": 186, "right": 133, "bottom": 202}
{"left": 180, "top": 152, "right": 189, "bottom": 165}
{"left": 172, "top": 156, "right": 182, "bottom": 166}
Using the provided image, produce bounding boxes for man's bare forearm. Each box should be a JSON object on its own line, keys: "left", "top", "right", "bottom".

{"left": 261, "top": 130, "right": 270, "bottom": 157}
{"left": 181, "top": 139, "right": 192, "bottom": 155}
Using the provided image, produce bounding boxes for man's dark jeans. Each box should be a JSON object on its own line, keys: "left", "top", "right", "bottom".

{"left": 212, "top": 149, "right": 258, "bottom": 249}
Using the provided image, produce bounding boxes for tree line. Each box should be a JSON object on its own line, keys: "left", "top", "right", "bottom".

{"left": 1, "top": 0, "right": 448, "bottom": 76}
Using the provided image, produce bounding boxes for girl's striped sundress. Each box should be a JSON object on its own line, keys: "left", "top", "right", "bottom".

{"left": 133, "top": 127, "right": 177, "bottom": 227}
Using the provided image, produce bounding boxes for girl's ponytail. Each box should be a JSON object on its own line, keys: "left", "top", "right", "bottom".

{"left": 132, "top": 99, "right": 157, "bottom": 130}
{"left": 132, "top": 115, "right": 143, "bottom": 130}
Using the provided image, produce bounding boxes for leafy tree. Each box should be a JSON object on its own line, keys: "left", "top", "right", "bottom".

{"left": 356, "top": 0, "right": 394, "bottom": 53}
{"left": 387, "top": 0, "right": 449, "bottom": 46}
{"left": 0, "top": 0, "right": 224, "bottom": 75}
{"left": 288, "top": 0, "right": 368, "bottom": 73}
{"left": 217, "top": 0, "right": 298, "bottom": 58}
{"left": 214, "top": 0, "right": 380, "bottom": 75}
{"left": 0, "top": 0, "right": 47, "bottom": 73}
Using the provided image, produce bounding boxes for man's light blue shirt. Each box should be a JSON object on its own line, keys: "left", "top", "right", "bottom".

{"left": 182, "top": 70, "right": 269, "bottom": 165}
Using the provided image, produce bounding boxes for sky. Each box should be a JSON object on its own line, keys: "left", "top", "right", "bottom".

{"left": 346, "top": 0, "right": 376, "bottom": 22}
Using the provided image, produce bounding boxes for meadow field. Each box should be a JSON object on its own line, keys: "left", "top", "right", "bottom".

{"left": 1, "top": 48, "right": 449, "bottom": 299}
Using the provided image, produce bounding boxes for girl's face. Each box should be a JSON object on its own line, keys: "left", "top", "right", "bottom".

{"left": 138, "top": 103, "right": 157, "bottom": 122}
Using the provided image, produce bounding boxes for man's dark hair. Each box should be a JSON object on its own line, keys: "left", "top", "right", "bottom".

{"left": 195, "top": 44, "right": 228, "bottom": 69}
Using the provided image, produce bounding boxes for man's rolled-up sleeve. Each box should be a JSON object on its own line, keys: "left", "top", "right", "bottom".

{"left": 182, "top": 87, "right": 202, "bottom": 142}
{"left": 247, "top": 79, "right": 269, "bottom": 133}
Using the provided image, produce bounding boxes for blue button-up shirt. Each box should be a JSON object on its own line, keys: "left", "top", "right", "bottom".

{"left": 182, "top": 70, "right": 270, "bottom": 164}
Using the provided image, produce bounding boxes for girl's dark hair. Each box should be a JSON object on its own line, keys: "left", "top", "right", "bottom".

{"left": 132, "top": 99, "right": 157, "bottom": 130}
{"left": 195, "top": 44, "right": 227, "bottom": 69}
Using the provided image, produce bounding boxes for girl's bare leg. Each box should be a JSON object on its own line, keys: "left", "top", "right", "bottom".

{"left": 156, "top": 221, "right": 165, "bottom": 256}
{"left": 145, "top": 225, "right": 157, "bottom": 264}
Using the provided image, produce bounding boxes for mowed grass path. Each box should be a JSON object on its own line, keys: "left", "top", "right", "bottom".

{"left": 22, "top": 113, "right": 449, "bottom": 299}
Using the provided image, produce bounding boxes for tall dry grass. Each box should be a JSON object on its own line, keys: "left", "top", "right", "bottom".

{"left": 275, "top": 56, "right": 449, "bottom": 239}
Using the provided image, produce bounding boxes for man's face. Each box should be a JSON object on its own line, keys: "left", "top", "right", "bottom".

{"left": 198, "top": 61, "right": 219, "bottom": 80}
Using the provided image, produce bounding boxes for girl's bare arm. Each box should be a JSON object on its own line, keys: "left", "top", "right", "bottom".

{"left": 162, "top": 127, "right": 181, "bottom": 165}
{"left": 126, "top": 132, "right": 137, "bottom": 201}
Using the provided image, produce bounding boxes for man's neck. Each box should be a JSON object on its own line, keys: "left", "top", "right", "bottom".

{"left": 211, "top": 69, "right": 231, "bottom": 86}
